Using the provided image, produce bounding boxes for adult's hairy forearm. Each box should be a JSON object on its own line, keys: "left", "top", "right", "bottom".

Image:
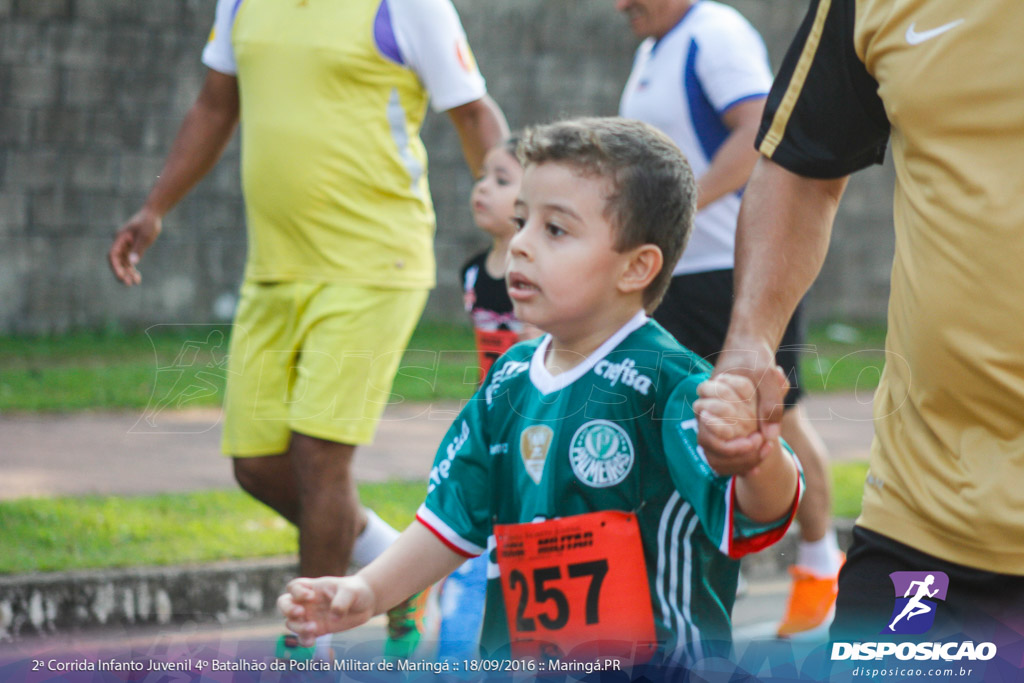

{"left": 727, "top": 157, "right": 848, "bottom": 351}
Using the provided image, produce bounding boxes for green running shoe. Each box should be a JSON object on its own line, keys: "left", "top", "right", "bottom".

{"left": 275, "top": 633, "right": 317, "bottom": 661}
{"left": 384, "top": 589, "right": 430, "bottom": 658}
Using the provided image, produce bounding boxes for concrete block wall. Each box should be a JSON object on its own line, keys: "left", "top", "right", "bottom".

{"left": 0, "top": 0, "right": 894, "bottom": 334}
{"left": 1, "top": 0, "right": 245, "bottom": 334}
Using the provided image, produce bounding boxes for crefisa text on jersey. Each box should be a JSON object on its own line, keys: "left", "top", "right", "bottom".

{"left": 594, "top": 357, "right": 653, "bottom": 395}
{"left": 427, "top": 419, "right": 471, "bottom": 493}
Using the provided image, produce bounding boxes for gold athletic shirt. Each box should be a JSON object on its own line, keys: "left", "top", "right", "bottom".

{"left": 759, "top": 0, "right": 1024, "bottom": 573}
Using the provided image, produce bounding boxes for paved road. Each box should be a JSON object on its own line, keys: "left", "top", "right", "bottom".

{"left": 0, "top": 393, "right": 874, "bottom": 500}
{"left": 0, "top": 398, "right": 860, "bottom": 671}
{"left": 0, "top": 583, "right": 814, "bottom": 672}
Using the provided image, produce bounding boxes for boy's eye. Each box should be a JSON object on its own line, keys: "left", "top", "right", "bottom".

{"left": 546, "top": 223, "right": 566, "bottom": 237}
{"left": 496, "top": 177, "right": 510, "bottom": 187}
{"left": 512, "top": 217, "right": 526, "bottom": 231}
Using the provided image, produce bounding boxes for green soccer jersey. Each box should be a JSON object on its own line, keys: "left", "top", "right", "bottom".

{"left": 418, "top": 312, "right": 800, "bottom": 662}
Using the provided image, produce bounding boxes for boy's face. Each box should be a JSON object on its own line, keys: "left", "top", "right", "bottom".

{"left": 507, "top": 162, "right": 634, "bottom": 337}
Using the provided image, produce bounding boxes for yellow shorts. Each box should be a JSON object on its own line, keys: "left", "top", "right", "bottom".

{"left": 221, "top": 281, "right": 429, "bottom": 456}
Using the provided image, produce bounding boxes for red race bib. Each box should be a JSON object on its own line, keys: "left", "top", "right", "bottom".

{"left": 494, "top": 510, "right": 657, "bottom": 664}
{"left": 474, "top": 328, "right": 520, "bottom": 379}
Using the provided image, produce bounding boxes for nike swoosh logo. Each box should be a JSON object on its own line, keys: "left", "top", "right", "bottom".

{"left": 905, "top": 19, "right": 964, "bottom": 45}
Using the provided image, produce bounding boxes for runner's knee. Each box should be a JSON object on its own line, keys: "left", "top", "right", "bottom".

{"left": 288, "top": 432, "right": 358, "bottom": 488}
{"left": 233, "top": 456, "right": 280, "bottom": 498}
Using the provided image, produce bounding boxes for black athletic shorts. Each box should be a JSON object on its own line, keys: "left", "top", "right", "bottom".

{"left": 652, "top": 268, "right": 805, "bottom": 407}
{"left": 832, "top": 526, "right": 1024, "bottom": 642}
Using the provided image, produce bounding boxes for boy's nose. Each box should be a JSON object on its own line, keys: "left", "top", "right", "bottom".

{"left": 509, "top": 224, "right": 532, "bottom": 258}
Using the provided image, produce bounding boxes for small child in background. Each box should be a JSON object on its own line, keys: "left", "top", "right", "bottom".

{"left": 439, "top": 136, "right": 534, "bottom": 660}
{"left": 460, "top": 135, "right": 539, "bottom": 381}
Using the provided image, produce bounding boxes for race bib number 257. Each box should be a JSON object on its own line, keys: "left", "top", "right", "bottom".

{"left": 494, "top": 511, "right": 657, "bottom": 663}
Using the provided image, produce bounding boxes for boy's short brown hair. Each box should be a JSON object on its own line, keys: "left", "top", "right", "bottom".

{"left": 518, "top": 117, "right": 696, "bottom": 310}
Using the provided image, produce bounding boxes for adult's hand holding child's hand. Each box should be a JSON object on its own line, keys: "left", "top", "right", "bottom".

{"left": 695, "top": 366, "right": 786, "bottom": 476}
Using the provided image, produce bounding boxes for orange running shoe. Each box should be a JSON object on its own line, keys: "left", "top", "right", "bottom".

{"left": 776, "top": 554, "right": 845, "bottom": 638}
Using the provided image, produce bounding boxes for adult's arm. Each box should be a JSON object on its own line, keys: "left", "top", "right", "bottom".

{"left": 698, "top": 157, "right": 848, "bottom": 472}
{"left": 108, "top": 69, "right": 240, "bottom": 286}
{"left": 695, "top": 97, "right": 765, "bottom": 211}
{"left": 445, "top": 94, "right": 509, "bottom": 178}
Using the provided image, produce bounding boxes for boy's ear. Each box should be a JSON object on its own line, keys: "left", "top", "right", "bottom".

{"left": 618, "top": 244, "right": 663, "bottom": 296}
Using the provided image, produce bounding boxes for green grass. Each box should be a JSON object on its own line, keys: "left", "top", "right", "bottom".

{"left": 0, "top": 463, "right": 868, "bottom": 574}
{"left": 830, "top": 461, "right": 868, "bottom": 519}
{"left": 0, "top": 481, "right": 426, "bottom": 575}
{"left": 799, "top": 323, "right": 888, "bottom": 396}
{"left": 388, "top": 322, "right": 479, "bottom": 402}
{"left": 0, "top": 320, "right": 887, "bottom": 413}
{"left": 0, "top": 326, "right": 231, "bottom": 412}
{"left": 0, "top": 321, "right": 478, "bottom": 413}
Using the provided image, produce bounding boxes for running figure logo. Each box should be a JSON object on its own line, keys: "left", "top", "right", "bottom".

{"left": 884, "top": 571, "right": 949, "bottom": 635}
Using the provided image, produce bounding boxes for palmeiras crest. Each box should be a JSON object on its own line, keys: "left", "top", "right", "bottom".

{"left": 569, "top": 419, "right": 635, "bottom": 488}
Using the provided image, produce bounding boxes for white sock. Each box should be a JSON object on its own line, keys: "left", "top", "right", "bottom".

{"left": 314, "top": 634, "right": 333, "bottom": 660}
{"left": 796, "top": 530, "right": 842, "bottom": 576}
{"left": 351, "top": 508, "right": 400, "bottom": 568}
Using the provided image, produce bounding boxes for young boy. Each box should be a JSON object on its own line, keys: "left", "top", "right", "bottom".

{"left": 278, "top": 117, "right": 801, "bottom": 666}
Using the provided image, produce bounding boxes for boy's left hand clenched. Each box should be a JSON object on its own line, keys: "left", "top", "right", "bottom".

{"left": 694, "top": 373, "right": 770, "bottom": 476}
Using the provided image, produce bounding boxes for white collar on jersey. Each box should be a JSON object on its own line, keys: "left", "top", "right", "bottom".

{"left": 529, "top": 310, "right": 648, "bottom": 395}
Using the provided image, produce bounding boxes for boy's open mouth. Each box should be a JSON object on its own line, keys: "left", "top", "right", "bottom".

{"left": 506, "top": 271, "right": 539, "bottom": 297}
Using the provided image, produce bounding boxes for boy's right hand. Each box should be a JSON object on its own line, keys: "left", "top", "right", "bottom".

{"left": 277, "top": 576, "right": 376, "bottom": 646}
